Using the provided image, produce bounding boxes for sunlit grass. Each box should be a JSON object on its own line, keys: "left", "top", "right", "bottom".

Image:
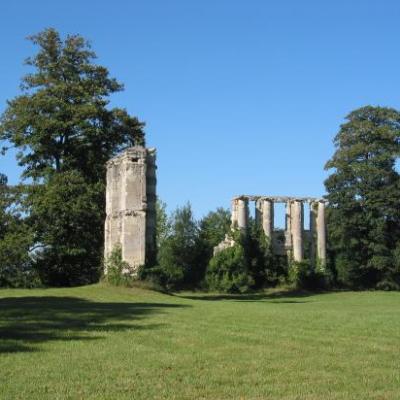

{"left": 1, "top": 284, "right": 399, "bottom": 399}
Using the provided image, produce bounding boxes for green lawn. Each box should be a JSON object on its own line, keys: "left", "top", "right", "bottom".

{"left": 1, "top": 285, "right": 399, "bottom": 399}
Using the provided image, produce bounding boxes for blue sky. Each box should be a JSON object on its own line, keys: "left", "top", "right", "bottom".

{"left": 1, "top": 0, "right": 399, "bottom": 221}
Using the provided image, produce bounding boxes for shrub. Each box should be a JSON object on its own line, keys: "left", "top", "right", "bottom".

{"left": 0, "top": 230, "right": 36, "bottom": 288}
{"left": 0, "top": 175, "right": 39, "bottom": 288}
{"left": 375, "top": 244, "right": 400, "bottom": 290}
{"left": 288, "top": 260, "right": 326, "bottom": 290}
{"left": 138, "top": 262, "right": 184, "bottom": 290}
{"left": 104, "top": 246, "right": 136, "bottom": 287}
{"left": 206, "top": 243, "right": 254, "bottom": 293}
{"left": 244, "top": 222, "right": 278, "bottom": 288}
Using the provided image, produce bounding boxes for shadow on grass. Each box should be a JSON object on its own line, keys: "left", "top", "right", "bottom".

{"left": 0, "top": 296, "right": 188, "bottom": 354}
{"left": 176, "top": 289, "right": 325, "bottom": 303}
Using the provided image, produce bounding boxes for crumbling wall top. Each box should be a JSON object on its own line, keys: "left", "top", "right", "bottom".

{"left": 106, "top": 146, "right": 156, "bottom": 167}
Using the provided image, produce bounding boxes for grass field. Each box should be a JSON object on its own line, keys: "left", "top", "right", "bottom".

{"left": 1, "top": 285, "right": 399, "bottom": 400}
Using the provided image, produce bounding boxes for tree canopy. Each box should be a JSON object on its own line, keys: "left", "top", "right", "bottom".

{"left": 0, "top": 28, "right": 145, "bottom": 286}
{"left": 325, "top": 106, "right": 400, "bottom": 289}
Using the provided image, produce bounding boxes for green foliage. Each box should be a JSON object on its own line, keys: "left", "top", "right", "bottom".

{"left": 198, "top": 208, "right": 231, "bottom": 251}
{"left": 206, "top": 218, "right": 282, "bottom": 293}
{"left": 104, "top": 246, "right": 135, "bottom": 287}
{"left": 288, "top": 260, "right": 326, "bottom": 290}
{"left": 155, "top": 198, "right": 171, "bottom": 250}
{"left": 375, "top": 242, "right": 400, "bottom": 290}
{"left": 196, "top": 207, "right": 232, "bottom": 282}
{"left": 325, "top": 106, "right": 400, "bottom": 289}
{"left": 0, "top": 28, "right": 144, "bottom": 181}
{"left": 147, "top": 204, "right": 284, "bottom": 292}
{"left": 0, "top": 174, "right": 38, "bottom": 288}
{"left": 143, "top": 203, "right": 201, "bottom": 290}
{"left": 137, "top": 198, "right": 170, "bottom": 282}
{"left": 0, "top": 226, "right": 37, "bottom": 288}
{"left": 244, "top": 220, "right": 277, "bottom": 287}
{"left": 31, "top": 171, "right": 104, "bottom": 286}
{"left": 0, "top": 28, "right": 145, "bottom": 286}
{"left": 206, "top": 240, "right": 254, "bottom": 293}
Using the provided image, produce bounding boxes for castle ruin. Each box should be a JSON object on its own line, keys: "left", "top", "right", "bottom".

{"left": 215, "top": 195, "right": 327, "bottom": 267}
{"left": 104, "top": 146, "right": 156, "bottom": 273}
{"left": 104, "top": 147, "right": 327, "bottom": 273}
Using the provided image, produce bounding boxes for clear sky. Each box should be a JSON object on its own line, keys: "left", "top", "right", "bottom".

{"left": 1, "top": 0, "right": 399, "bottom": 222}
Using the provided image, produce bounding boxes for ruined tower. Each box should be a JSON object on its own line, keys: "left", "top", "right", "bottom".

{"left": 104, "top": 146, "right": 156, "bottom": 273}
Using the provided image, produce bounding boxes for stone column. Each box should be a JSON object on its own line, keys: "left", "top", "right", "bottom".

{"left": 231, "top": 199, "right": 239, "bottom": 228}
{"left": 284, "top": 200, "right": 292, "bottom": 255}
{"left": 291, "top": 200, "right": 303, "bottom": 262}
{"left": 262, "top": 199, "right": 274, "bottom": 239}
{"left": 255, "top": 199, "right": 262, "bottom": 226}
{"left": 316, "top": 201, "right": 326, "bottom": 267}
{"left": 309, "top": 202, "right": 318, "bottom": 265}
{"left": 237, "top": 198, "right": 249, "bottom": 230}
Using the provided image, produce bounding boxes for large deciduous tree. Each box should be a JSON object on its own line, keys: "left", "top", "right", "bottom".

{"left": 0, "top": 28, "right": 145, "bottom": 286}
{"left": 325, "top": 106, "right": 400, "bottom": 289}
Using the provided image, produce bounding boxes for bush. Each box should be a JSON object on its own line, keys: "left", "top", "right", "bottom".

{"left": 138, "top": 262, "right": 184, "bottom": 290}
{"left": 206, "top": 243, "right": 254, "bottom": 293}
{"left": 104, "top": 246, "right": 136, "bottom": 287}
{"left": 375, "top": 245, "right": 400, "bottom": 290}
{"left": 0, "top": 225, "right": 38, "bottom": 288}
{"left": 0, "top": 175, "right": 40, "bottom": 288}
{"left": 244, "top": 223, "right": 279, "bottom": 288}
{"left": 288, "top": 260, "right": 326, "bottom": 290}
{"left": 0, "top": 245, "right": 40, "bottom": 288}
{"left": 205, "top": 218, "right": 285, "bottom": 293}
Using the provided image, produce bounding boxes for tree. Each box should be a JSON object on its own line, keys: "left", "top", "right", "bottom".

{"left": 244, "top": 219, "right": 275, "bottom": 287}
{"left": 28, "top": 171, "right": 105, "bottom": 286}
{"left": 142, "top": 203, "right": 202, "bottom": 289}
{"left": 0, "top": 28, "right": 145, "bottom": 286}
{"left": 156, "top": 203, "right": 200, "bottom": 289}
{"left": 196, "top": 207, "right": 231, "bottom": 278}
{"left": 198, "top": 208, "right": 231, "bottom": 251}
{"left": 325, "top": 106, "right": 400, "bottom": 289}
{"left": 0, "top": 173, "right": 8, "bottom": 241}
{"left": 0, "top": 174, "right": 35, "bottom": 287}
{"left": 155, "top": 199, "right": 171, "bottom": 251}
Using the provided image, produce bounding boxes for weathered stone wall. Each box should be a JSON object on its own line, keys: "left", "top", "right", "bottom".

{"left": 104, "top": 146, "right": 156, "bottom": 274}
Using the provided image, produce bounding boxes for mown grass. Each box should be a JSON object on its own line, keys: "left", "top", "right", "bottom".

{"left": 1, "top": 284, "right": 399, "bottom": 399}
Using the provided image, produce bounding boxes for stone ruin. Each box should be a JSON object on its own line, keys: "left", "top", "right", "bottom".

{"left": 215, "top": 196, "right": 327, "bottom": 267}
{"left": 104, "top": 146, "right": 156, "bottom": 273}
{"left": 104, "top": 147, "right": 327, "bottom": 273}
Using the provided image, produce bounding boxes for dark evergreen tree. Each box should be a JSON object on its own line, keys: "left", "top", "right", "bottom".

{"left": 0, "top": 29, "right": 144, "bottom": 286}
{"left": 325, "top": 106, "right": 400, "bottom": 289}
